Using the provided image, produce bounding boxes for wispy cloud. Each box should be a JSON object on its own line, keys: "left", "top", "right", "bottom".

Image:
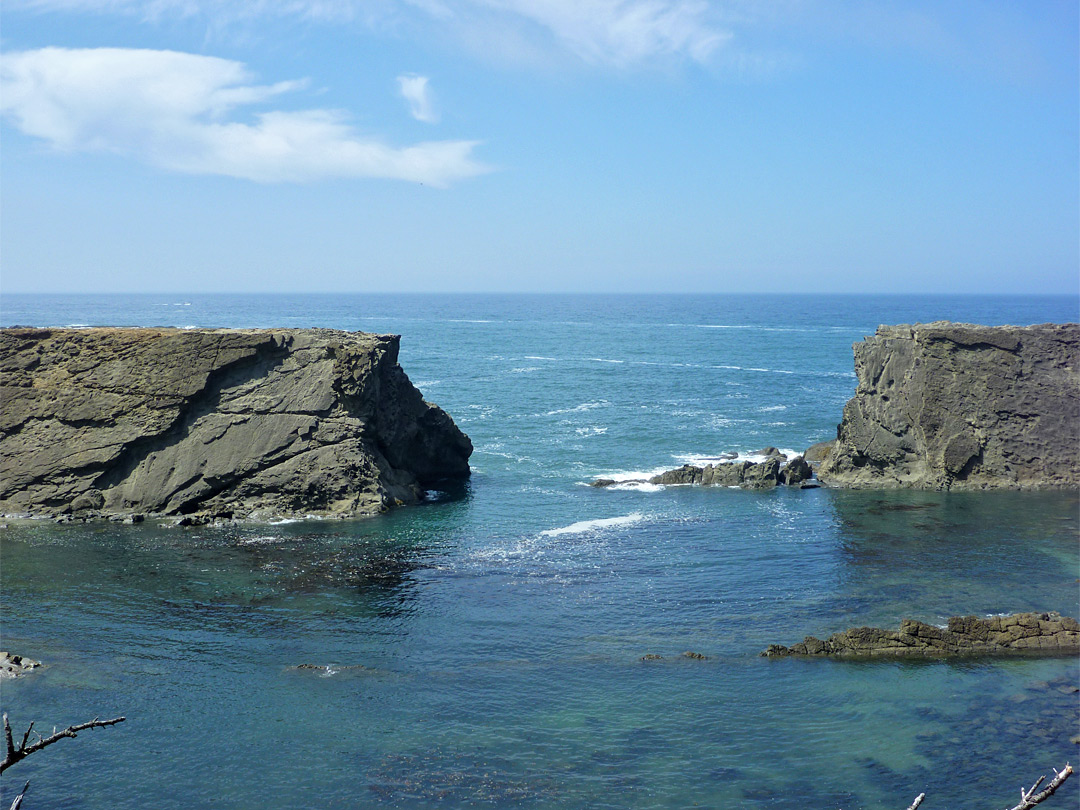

{"left": 397, "top": 73, "right": 438, "bottom": 123}
{"left": 469, "top": 0, "right": 727, "bottom": 67}
{"left": 0, "top": 47, "right": 489, "bottom": 185}
{"left": 6, "top": 0, "right": 730, "bottom": 68}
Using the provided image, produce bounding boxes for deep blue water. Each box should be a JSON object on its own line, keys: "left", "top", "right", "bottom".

{"left": 1, "top": 294, "right": 1077, "bottom": 809}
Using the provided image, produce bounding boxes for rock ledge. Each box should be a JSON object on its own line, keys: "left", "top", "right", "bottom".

{"left": 762, "top": 612, "right": 1080, "bottom": 659}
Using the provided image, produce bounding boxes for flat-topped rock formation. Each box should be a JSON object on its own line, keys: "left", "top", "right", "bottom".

{"left": 818, "top": 322, "right": 1079, "bottom": 490}
{"left": 762, "top": 612, "right": 1079, "bottom": 659}
{"left": 0, "top": 327, "right": 472, "bottom": 520}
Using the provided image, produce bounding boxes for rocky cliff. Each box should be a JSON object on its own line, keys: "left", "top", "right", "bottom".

{"left": 0, "top": 328, "right": 472, "bottom": 520}
{"left": 818, "top": 322, "right": 1079, "bottom": 490}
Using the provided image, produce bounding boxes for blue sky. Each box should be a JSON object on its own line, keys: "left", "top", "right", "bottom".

{"left": 1, "top": 1, "right": 1077, "bottom": 294}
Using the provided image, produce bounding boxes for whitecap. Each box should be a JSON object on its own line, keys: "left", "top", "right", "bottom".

{"left": 758, "top": 405, "right": 787, "bottom": 412}
{"left": 544, "top": 401, "right": 608, "bottom": 416}
{"left": 606, "top": 482, "right": 663, "bottom": 493}
{"left": 575, "top": 426, "right": 608, "bottom": 436}
{"left": 540, "top": 513, "right": 645, "bottom": 537}
{"left": 509, "top": 367, "right": 540, "bottom": 374}
{"left": 523, "top": 355, "right": 558, "bottom": 361}
{"left": 688, "top": 324, "right": 755, "bottom": 329}
{"left": 591, "top": 466, "right": 671, "bottom": 482}
{"left": 588, "top": 358, "right": 624, "bottom": 364}
{"left": 240, "top": 535, "right": 282, "bottom": 545}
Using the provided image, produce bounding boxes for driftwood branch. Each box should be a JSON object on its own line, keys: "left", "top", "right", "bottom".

{"left": 1005, "top": 764, "right": 1073, "bottom": 810}
{"left": 901, "top": 763, "right": 1072, "bottom": 810}
{"left": 1, "top": 713, "right": 125, "bottom": 774}
{"left": 8, "top": 781, "right": 29, "bottom": 810}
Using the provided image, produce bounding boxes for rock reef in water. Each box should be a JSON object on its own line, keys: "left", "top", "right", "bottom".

{"left": 0, "top": 327, "right": 472, "bottom": 520}
{"left": 818, "top": 322, "right": 1079, "bottom": 490}
{"left": 761, "top": 612, "right": 1080, "bottom": 659}
{"left": 592, "top": 453, "right": 815, "bottom": 490}
{"left": 0, "top": 651, "right": 42, "bottom": 679}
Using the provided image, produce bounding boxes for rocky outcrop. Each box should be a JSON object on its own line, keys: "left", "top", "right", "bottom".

{"left": 0, "top": 652, "right": 42, "bottom": 679}
{"left": 818, "top": 322, "right": 1079, "bottom": 490}
{"left": 762, "top": 612, "right": 1080, "bottom": 659}
{"left": 803, "top": 441, "right": 834, "bottom": 464}
{"left": 0, "top": 328, "right": 472, "bottom": 520}
{"left": 593, "top": 455, "right": 815, "bottom": 490}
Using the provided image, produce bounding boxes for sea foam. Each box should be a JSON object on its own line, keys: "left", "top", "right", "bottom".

{"left": 540, "top": 513, "right": 646, "bottom": 537}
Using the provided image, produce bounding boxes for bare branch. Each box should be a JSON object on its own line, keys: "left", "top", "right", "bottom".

{"left": 2, "top": 716, "right": 13, "bottom": 764}
{"left": 0, "top": 715, "right": 125, "bottom": 773}
{"left": 17, "top": 723, "right": 33, "bottom": 754}
{"left": 897, "top": 765, "right": 1071, "bottom": 810}
{"left": 1005, "top": 764, "right": 1073, "bottom": 810}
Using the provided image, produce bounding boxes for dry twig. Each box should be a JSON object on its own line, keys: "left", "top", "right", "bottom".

{"left": 1, "top": 713, "right": 125, "bottom": 774}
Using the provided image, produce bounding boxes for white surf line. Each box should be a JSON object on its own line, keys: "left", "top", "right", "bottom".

{"left": 540, "top": 513, "right": 646, "bottom": 537}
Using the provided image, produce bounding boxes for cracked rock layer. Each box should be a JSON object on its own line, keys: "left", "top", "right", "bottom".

{"left": 0, "top": 327, "right": 472, "bottom": 519}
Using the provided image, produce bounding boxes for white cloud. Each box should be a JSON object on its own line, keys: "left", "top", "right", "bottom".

{"left": 7, "top": 0, "right": 729, "bottom": 67}
{"left": 397, "top": 74, "right": 439, "bottom": 123}
{"left": 0, "top": 47, "right": 489, "bottom": 185}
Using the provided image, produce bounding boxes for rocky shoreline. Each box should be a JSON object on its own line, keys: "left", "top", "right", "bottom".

{"left": 762, "top": 612, "right": 1080, "bottom": 659}
{"left": 2, "top": 321, "right": 1075, "bottom": 520}
{"left": 0, "top": 327, "right": 472, "bottom": 521}
{"left": 592, "top": 322, "right": 1078, "bottom": 494}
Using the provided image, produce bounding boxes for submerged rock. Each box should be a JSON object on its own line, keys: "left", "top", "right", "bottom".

{"left": 0, "top": 327, "right": 472, "bottom": 520}
{"left": 762, "top": 612, "right": 1080, "bottom": 659}
{"left": 818, "top": 322, "right": 1079, "bottom": 490}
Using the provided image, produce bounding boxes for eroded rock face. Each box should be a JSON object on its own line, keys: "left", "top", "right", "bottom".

{"left": 0, "top": 328, "right": 472, "bottom": 519}
{"left": 762, "top": 612, "right": 1079, "bottom": 659}
{"left": 818, "top": 322, "right": 1079, "bottom": 490}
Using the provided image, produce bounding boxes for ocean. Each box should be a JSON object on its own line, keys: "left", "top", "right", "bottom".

{"left": 1, "top": 293, "right": 1077, "bottom": 809}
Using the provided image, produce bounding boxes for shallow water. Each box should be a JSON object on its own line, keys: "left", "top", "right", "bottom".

{"left": 1, "top": 294, "right": 1077, "bottom": 808}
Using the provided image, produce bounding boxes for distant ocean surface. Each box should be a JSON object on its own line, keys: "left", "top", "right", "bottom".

{"left": 2, "top": 293, "right": 1078, "bottom": 809}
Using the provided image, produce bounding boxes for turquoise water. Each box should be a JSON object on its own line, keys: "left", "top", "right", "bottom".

{"left": 1, "top": 294, "right": 1078, "bottom": 809}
